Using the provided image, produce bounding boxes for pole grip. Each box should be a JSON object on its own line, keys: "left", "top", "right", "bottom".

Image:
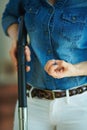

{"left": 17, "top": 16, "right": 27, "bottom": 107}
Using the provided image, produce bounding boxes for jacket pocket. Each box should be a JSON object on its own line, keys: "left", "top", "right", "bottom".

{"left": 61, "top": 12, "right": 86, "bottom": 24}
{"left": 60, "top": 10, "right": 87, "bottom": 42}
{"left": 24, "top": 5, "right": 40, "bottom": 32}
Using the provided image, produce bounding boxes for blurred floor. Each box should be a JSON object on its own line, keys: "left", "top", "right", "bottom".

{"left": 0, "top": 85, "right": 18, "bottom": 130}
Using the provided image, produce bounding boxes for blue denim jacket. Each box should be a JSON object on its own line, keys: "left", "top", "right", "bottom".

{"left": 2, "top": 0, "right": 87, "bottom": 90}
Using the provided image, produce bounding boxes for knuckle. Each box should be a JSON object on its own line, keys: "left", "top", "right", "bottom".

{"left": 49, "top": 70, "right": 53, "bottom": 75}
{"left": 60, "top": 60, "right": 64, "bottom": 65}
{"left": 61, "top": 60, "right": 65, "bottom": 63}
{"left": 47, "top": 60, "right": 51, "bottom": 64}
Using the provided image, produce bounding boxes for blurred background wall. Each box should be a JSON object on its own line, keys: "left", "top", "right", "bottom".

{"left": 0, "top": 0, "right": 17, "bottom": 84}
{"left": 0, "top": 1, "right": 17, "bottom": 130}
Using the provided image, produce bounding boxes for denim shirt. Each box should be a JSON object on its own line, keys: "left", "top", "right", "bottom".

{"left": 2, "top": 0, "right": 87, "bottom": 90}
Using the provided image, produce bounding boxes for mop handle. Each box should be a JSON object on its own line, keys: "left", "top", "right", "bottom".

{"left": 17, "top": 16, "right": 27, "bottom": 107}
{"left": 17, "top": 16, "right": 28, "bottom": 130}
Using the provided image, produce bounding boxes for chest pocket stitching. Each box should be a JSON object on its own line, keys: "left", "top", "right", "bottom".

{"left": 24, "top": 6, "right": 40, "bottom": 14}
{"left": 24, "top": 6, "right": 41, "bottom": 32}
{"left": 61, "top": 13, "right": 87, "bottom": 24}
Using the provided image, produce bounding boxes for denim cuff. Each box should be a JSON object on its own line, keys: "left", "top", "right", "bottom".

{"left": 2, "top": 16, "right": 19, "bottom": 36}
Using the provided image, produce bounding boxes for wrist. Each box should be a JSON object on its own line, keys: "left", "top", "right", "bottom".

{"left": 7, "top": 23, "right": 18, "bottom": 41}
{"left": 74, "top": 63, "right": 84, "bottom": 76}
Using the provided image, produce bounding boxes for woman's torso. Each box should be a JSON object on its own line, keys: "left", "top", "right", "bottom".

{"left": 23, "top": 0, "right": 87, "bottom": 90}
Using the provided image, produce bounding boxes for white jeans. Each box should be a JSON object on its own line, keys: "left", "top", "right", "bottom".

{"left": 13, "top": 90, "right": 87, "bottom": 130}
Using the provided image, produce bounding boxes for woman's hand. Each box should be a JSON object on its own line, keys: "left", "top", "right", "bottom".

{"left": 44, "top": 60, "right": 78, "bottom": 79}
{"left": 7, "top": 23, "right": 31, "bottom": 72}
{"left": 9, "top": 40, "right": 31, "bottom": 72}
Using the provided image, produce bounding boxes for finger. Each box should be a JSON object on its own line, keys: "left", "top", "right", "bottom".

{"left": 44, "top": 59, "right": 56, "bottom": 72}
{"left": 26, "top": 66, "right": 30, "bottom": 72}
{"left": 48, "top": 65, "right": 58, "bottom": 74}
{"left": 56, "top": 60, "right": 67, "bottom": 68}
{"left": 48, "top": 65, "right": 64, "bottom": 79}
{"left": 59, "top": 68, "right": 64, "bottom": 73}
{"left": 25, "top": 46, "right": 31, "bottom": 62}
{"left": 9, "top": 50, "right": 17, "bottom": 66}
{"left": 15, "top": 65, "right": 30, "bottom": 72}
{"left": 12, "top": 63, "right": 17, "bottom": 72}
{"left": 55, "top": 72, "right": 64, "bottom": 79}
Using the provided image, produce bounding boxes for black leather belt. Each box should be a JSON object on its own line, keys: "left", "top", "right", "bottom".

{"left": 26, "top": 84, "right": 87, "bottom": 100}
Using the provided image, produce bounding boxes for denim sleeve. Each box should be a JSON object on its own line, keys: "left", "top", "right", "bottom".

{"left": 1, "top": 0, "right": 24, "bottom": 35}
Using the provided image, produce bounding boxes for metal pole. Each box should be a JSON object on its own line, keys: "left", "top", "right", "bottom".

{"left": 17, "top": 16, "right": 28, "bottom": 130}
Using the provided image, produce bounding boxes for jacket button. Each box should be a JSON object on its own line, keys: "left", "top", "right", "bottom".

{"left": 47, "top": 49, "right": 52, "bottom": 54}
{"left": 72, "top": 16, "right": 76, "bottom": 21}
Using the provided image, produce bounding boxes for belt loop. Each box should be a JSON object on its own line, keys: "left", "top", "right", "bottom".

{"left": 52, "top": 90, "right": 55, "bottom": 99}
{"left": 29, "top": 87, "right": 34, "bottom": 100}
{"left": 66, "top": 90, "right": 70, "bottom": 104}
